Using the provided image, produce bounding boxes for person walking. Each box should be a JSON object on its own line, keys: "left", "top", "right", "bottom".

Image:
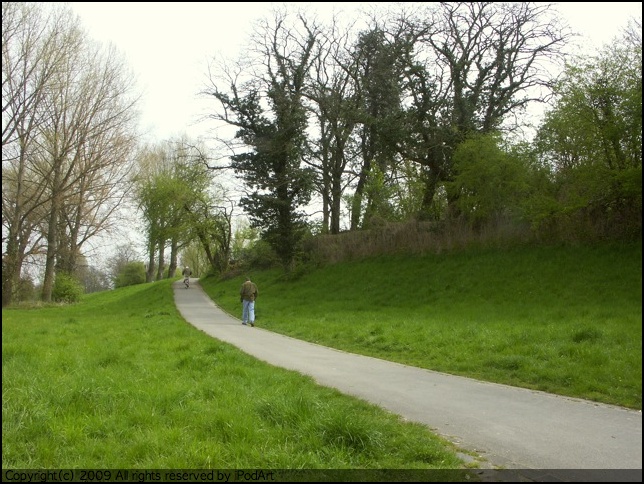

{"left": 240, "top": 277, "right": 258, "bottom": 327}
{"left": 182, "top": 266, "right": 192, "bottom": 288}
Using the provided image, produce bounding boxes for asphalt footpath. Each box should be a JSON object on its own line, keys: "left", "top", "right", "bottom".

{"left": 174, "top": 279, "right": 642, "bottom": 482}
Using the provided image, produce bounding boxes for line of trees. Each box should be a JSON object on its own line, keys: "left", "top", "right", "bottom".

{"left": 133, "top": 137, "right": 235, "bottom": 282}
{"left": 3, "top": 2, "right": 641, "bottom": 304}
{"left": 2, "top": 3, "right": 139, "bottom": 306}
{"left": 201, "top": 3, "right": 641, "bottom": 272}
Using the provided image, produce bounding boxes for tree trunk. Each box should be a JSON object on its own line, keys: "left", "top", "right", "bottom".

{"left": 146, "top": 239, "right": 156, "bottom": 283}
{"left": 168, "top": 238, "right": 178, "bottom": 278}
{"left": 156, "top": 239, "right": 165, "bottom": 280}
{"left": 41, "top": 164, "right": 62, "bottom": 302}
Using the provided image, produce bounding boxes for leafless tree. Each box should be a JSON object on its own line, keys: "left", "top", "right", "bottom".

{"left": 304, "top": 15, "right": 362, "bottom": 234}
{"left": 37, "top": 36, "right": 138, "bottom": 300}
{"left": 2, "top": 3, "right": 80, "bottom": 306}
{"left": 2, "top": 3, "right": 139, "bottom": 305}
{"left": 395, "top": 2, "right": 571, "bottom": 216}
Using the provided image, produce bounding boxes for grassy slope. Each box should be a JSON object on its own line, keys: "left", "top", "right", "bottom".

{"left": 201, "top": 241, "right": 642, "bottom": 409}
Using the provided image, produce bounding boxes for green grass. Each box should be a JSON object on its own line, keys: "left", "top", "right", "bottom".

{"left": 2, "top": 280, "right": 468, "bottom": 473}
{"left": 3, "top": 242, "right": 640, "bottom": 471}
{"left": 202, "top": 242, "right": 642, "bottom": 410}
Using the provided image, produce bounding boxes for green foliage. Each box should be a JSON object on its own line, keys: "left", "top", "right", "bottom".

{"left": 447, "top": 133, "right": 530, "bottom": 226}
{"left": 237, "top": 239, "right": 280, "bottom": 271}
{"left": 230, "top": 88, "right": 314, "bottom": 271}
{"left": 114, "top": 262, "right": 146, "bottom": 288}
{"left": 350, "top": 27, "right": 408, "bottom": 228}
{"left": 230, "top": 220, "right": 259, "bottom": 260}
{"left": 532, "top": 32, "right": 642, "bottom": 239}
{"left": 134, "top": 139, "right": 226, "bottom": 278}
{"left": 362, "top": 164, "right": 398, "bottom": 227}
{"left": 393, "top": 161, "right": 427, "bottom": 219}
{"left": 207, "top": 19, "right": 323, "bottom": 271}
{"left": 14, "top": 276, "right": 36, "bottom": 303}
{"left": 52, "top": 272, "right": 84, "bottom": 303}
{"left": 180, "top": 240, "right": 210, "bottom": 278}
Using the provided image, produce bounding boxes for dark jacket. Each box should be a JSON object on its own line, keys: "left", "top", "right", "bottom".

{"left": 240, "top": 280, "right": 258, "bottom": 302}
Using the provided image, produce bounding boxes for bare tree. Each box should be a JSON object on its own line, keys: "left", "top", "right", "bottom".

{"left": 55, "top": 45, "right": 139, "bottom": 277}
{"left": 38, "top": 33, "right": 138, "bottom": 301}
{"left": 2, "top": 3, "right": 81, "bottom": 306}
{"left": 2, "top": 3, "right": 140, "bottom": 305}
{"left": 396, "top": 2, "right": 571, "bottom": 217}
{"left": 304, "top": 16, "right": 362, "bottom": 234}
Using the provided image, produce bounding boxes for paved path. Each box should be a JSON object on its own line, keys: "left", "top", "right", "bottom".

{"left": 174, "top": 279, "right": 641, "bottom": 481}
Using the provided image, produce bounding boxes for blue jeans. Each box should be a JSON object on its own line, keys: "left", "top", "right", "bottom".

{"left": 242, "top": 299, "right": 255, "bottom": 324}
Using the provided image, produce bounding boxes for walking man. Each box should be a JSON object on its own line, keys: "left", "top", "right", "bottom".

{"left": 240, "top": 277, "right": 259, "bottom": 327}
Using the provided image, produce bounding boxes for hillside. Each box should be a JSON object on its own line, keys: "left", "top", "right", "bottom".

{"left": 201, "top": 241, "right": 642, "bottom": 409}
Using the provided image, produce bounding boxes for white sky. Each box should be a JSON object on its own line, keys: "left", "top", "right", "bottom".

{"left": 64, "top": 1, "right": 642, "bottom": 147}
{"left": 65, "top": 2, "right": 368, "bottom": 145}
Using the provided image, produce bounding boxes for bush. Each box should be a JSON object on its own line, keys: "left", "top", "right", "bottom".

{"left": 238, "top": 239, "right": 280, "bottom": 270}
{"left": 114, "top": 261, "right": 146, "bottom": 288}
{"left": 52, "top": 272, "right": 84, "bottom": 303}
{"left": 14, "top": 276, "right": 36, "bottom": 303}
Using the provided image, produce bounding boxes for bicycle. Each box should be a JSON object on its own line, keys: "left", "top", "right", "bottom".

{"left": 182, "top": 266, "right": 192, "bottom": 289}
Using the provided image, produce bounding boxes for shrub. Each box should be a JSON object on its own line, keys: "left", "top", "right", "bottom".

{"left": 52, "top": 272, "right": 84, "bottom": 303}
{"left": 238, "top": 239, "right": 280, "bottom": 270}
{"left": 114, "top": 261, "right": 146, "bottom": 288}
{"left": 14, "top": 276, "right": 36, "bottom": 303}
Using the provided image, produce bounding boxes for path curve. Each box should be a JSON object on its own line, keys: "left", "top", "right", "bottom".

{"left": 174, "top": 279, "right": 642, "bottom": 481}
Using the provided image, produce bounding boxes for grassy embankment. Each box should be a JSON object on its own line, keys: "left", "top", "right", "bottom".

{"left": 201, "top": 242, "right": 642, "bottom": 410}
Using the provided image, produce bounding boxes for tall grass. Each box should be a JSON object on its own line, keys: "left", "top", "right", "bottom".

{"left": 203, "top": 242, "right": 642, "bottom": 409}
{"left": 2, "top": 280, "right": 468, "bottom": 473}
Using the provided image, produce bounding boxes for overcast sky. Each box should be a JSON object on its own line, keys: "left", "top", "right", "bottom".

{"left": 65, "top": 1, "right": 642, "bottom": 146}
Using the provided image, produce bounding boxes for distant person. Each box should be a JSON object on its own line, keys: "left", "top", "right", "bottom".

{"left": 182, "top": 266, "right": 192, "bottom": 288}
{"left": 240, "top": 276, "right": 259, "bottom": 327}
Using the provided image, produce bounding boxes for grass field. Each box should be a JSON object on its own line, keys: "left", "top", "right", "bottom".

{"left": 2, "top": 280, "right": 468, "bottom": 474}
{"left": 3, "top": 241, "right": 640, "bottom": 471}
